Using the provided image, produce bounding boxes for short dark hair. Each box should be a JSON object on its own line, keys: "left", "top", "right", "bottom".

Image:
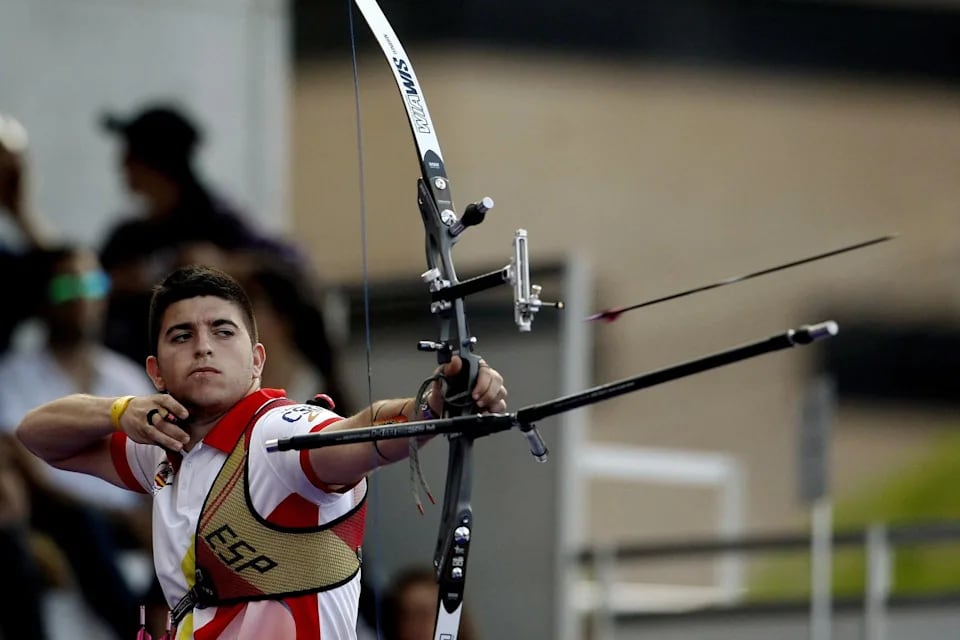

{"left": 148, "top": 265, "right": 257, "bottom": 355}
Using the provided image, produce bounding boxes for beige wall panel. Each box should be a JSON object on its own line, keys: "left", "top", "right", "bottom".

{"left": 292, "top": 48, "right": 960, "bottom": 540}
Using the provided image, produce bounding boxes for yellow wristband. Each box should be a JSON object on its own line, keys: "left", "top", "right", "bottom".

{"left": 110, "top": 396, "right": 135, "bottom": 431}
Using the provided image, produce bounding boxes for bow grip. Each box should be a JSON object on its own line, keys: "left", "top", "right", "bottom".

{"left": 441, "top": 350, "right": 484, "bottom": 418}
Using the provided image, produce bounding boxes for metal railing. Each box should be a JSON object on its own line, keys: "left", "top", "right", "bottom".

{"left": 573, "top": 520, "right": 960, "bottom": 640}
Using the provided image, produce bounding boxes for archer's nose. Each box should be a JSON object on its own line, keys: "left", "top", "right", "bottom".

{"left": 195, "top": 335, "right": 214, "bottom": 357}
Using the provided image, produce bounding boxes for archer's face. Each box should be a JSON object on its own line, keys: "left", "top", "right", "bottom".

{"left": 147, "top": 296, "right": 264, "bottom": 416}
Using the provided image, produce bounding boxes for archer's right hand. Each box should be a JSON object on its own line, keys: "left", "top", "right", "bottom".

{"left": 119, "top": 395, "right": 192, "bottom": 451}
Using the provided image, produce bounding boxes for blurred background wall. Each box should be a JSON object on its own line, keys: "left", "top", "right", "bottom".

{"left": 289, "top": 2, "right": 960, "bottom": 636}
{"left": 291, "top": 2, "right": 960, "bottom": 541}
{"left": 2, "top": 0, "right": 960, "bottom": 638}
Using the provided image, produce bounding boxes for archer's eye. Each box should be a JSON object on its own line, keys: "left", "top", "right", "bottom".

{"left": 171, "top": 333, "right": 191, "bottom": 343}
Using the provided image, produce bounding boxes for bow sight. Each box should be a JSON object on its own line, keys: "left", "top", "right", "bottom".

{"left": 416, "top": 194, "right": 563, "bottom": 355}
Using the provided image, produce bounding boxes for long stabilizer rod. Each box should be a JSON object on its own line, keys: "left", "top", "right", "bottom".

{"left": 265, "top": 321, "right": 838, "bottom": 452}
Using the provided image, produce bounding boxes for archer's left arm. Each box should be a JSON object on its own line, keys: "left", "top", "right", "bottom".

{"left": 306, "top": 356, "right": 507, "bottom": 487}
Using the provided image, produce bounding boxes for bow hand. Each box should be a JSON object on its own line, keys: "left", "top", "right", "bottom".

{"left": 423, "top": 356, "right": 508, "bottom": 420}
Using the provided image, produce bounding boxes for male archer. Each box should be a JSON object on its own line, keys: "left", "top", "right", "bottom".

{"left": 17, "top": 264, "right": 507, "bottom": 639}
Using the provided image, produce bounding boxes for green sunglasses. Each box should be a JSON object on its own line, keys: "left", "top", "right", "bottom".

{"left": 48, "top": 271, "right": 111, "bottom": 304}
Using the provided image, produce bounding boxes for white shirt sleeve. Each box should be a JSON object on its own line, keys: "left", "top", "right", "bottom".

{"left": 248, "top": 403, "right": 361, "bottom": 510}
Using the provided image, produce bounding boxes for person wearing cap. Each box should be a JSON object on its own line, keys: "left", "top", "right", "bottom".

{"left": 98, "top": 102, "right": 303, "bottom": 366}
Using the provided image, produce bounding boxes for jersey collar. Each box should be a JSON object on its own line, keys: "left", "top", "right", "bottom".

{"left": 202, "top": 388, "right": 287, "bottom": 453}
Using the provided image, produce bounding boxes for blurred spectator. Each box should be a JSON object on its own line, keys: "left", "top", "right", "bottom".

{"left": 97, "top": 101, "right": 303, "bottom": 365}
{"left": 0, "top": 436, "right": 51, "bottom": 639}
{"left": 243, "top": 260, "right": 356, "bottom": 413}
{"left": 0, "top": 245, "right": 158, "bottom": 639}
{"left": 381, "top": 566, "right": 479, "bottom": 640}
{"left": 0, "top": 111, "right": 55, "bottom": 352}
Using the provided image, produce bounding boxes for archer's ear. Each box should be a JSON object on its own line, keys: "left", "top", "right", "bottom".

{"left": 252, "top": 343, "right": 266, "bottom": 380}
{"left": 146, "top": 356, "right": 165, "bottom": 391}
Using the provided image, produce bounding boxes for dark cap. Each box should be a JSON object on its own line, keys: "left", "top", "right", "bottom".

{"left": 101, "top": 103, "right": 202, "bottom": 173}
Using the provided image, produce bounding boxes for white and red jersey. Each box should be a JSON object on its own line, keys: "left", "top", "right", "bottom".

{"left": 110, "top": 388, "right": 367, "bottom": 640}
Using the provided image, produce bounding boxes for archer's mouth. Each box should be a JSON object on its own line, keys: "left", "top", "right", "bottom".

{"left": 190, "top": 367, "right": 221, "bottom": 376}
